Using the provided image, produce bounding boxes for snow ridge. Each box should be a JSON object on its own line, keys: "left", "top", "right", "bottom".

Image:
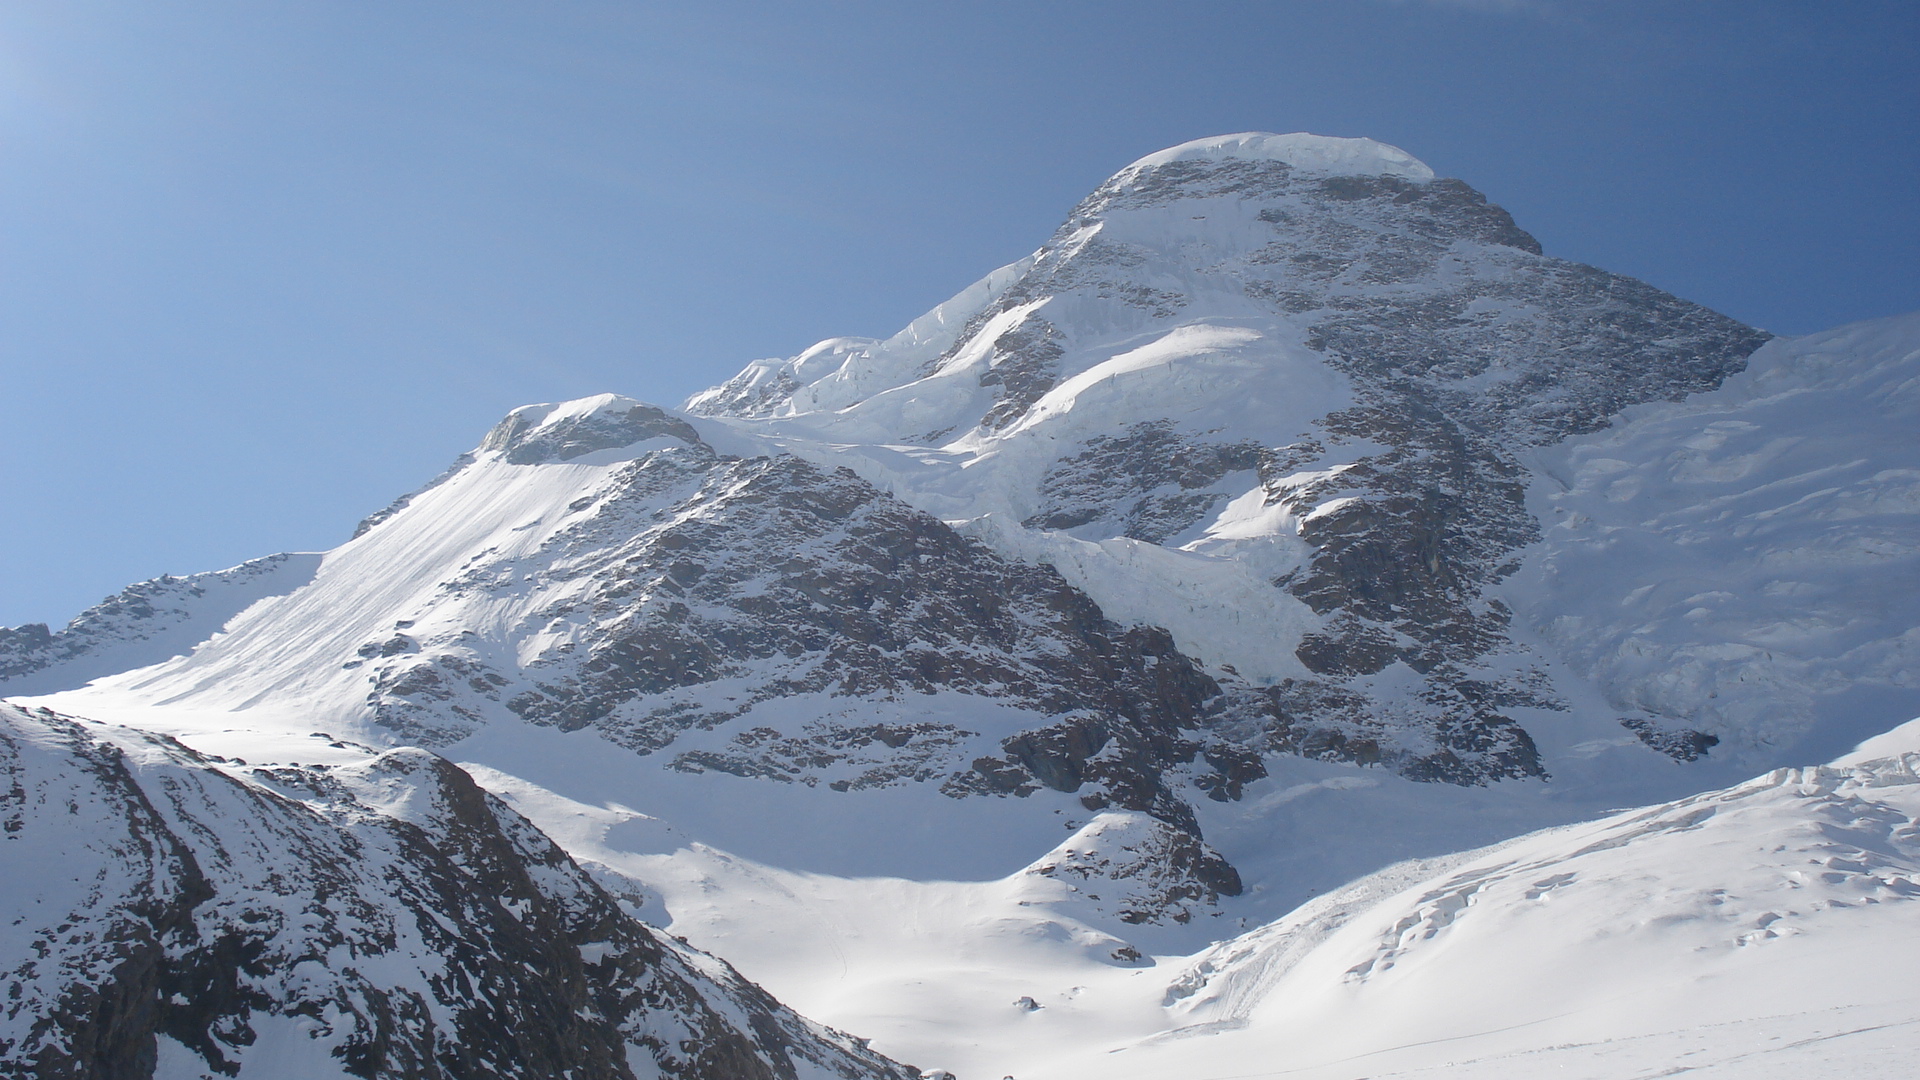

{"left": 1119, "top": 131, "right": 1437, "bottom": 181}
{"left": 0, "top": 553, "right": 321, "bottom": 697}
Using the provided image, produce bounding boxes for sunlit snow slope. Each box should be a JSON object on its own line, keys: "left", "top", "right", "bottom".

{"left": 444, "top": 714, "right": 1920, "bottom": 1080}
{"left": 1030, "top": 718, "right": 1920, "bottom": 1080}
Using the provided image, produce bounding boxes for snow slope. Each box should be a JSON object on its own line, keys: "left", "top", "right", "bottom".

{"left": 1038, "top": 716, "right": 1920, "bottom": 1080}
{"left": 1517, "top": 311, "right": 1920, "bottom": 762}
{"left": 467, "top": 711, "right": 1920, "bottom": 1080}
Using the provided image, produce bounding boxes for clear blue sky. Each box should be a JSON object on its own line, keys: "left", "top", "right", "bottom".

{"left": 2, "top": 0, "right": 1915, "bottom": 628}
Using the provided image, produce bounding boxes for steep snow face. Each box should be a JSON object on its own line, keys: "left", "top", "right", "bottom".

{"left": 0, "top": 702, "right": 913, "bottom": 1080}
{"left": 1516, "top": 313, "right": 1920, "bottom": 761}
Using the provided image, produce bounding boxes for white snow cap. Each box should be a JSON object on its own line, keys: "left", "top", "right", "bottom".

{"left": 1123, "top": 132, "right": 1436, "bottom": 182}
{"left": 491, "top": 392, "right": 648, "bottom": 438}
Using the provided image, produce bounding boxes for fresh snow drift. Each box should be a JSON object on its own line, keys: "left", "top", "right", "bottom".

{"left": 4, "top": 132, "right": 1918, "bottom": 1079}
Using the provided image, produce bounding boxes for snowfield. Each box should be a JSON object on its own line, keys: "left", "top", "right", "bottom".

{"left": 439, "top": 716, "right": 1918, "bottom": 1080}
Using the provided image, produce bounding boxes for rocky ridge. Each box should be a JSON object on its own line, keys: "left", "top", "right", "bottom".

{"left": 355, "top": 401, "right": 1246, "bottom": 861}
{"left": 0, "top": 701, "right": 913, "bottom": 1080}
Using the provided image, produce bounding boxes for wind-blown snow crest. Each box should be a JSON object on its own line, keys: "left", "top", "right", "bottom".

{"left": 1119, "top": 131, "right": 1436, "bottom": 181}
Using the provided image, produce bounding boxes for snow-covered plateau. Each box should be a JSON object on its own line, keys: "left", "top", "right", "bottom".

{"left": 5, "top": 132, "right": 1918, "bottom": 1078}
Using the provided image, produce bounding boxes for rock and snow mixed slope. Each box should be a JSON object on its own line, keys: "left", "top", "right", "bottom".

{"left": 0, "top": 554, "right": 321, "bottom": 697}
{"left": 0, "top": 701, "right": 912, "bottom": 1080}
{"left": 4, "top": 132, "right": 1919, "bottom": 1078}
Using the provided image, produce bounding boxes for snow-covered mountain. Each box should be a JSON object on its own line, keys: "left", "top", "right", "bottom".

{"left": 5, "top": 132, "right": 1918, "bottom": 1078}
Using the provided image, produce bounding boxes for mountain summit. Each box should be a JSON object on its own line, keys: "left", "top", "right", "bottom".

{"left": 685, "top": 129, "right": 1777, "bottom": 784}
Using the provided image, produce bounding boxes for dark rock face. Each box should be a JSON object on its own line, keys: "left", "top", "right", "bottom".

{"left": 1268, "top": 398, "right": 1557, "bottom": 781}
{"left": 1621, "top": 717, "right": 1721, "bottom": 763}
{"left": 1026, "top": 812, "right": 1243, "bottom": 928}
{"left": 0, "top": 707, "right": 207, "bottom": 1080}
{"left": 0, "top": 704, "right": 914, "bottom": 1080}
{"left": 1220, "top": 166, "right": 1763, "bottom": 780}
{"left": 977, "top": 318, "right": 1068, "bottom": 431}
{"left": 1027, "top": 421, "right": 1265, "bottom": 544}
{"left": 0, "top": 621, "right": 54, "bottom": 678}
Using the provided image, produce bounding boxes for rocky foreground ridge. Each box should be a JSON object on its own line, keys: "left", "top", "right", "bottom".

{"left": 0, "top": 701, "right": 914, "bottom": 1080}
